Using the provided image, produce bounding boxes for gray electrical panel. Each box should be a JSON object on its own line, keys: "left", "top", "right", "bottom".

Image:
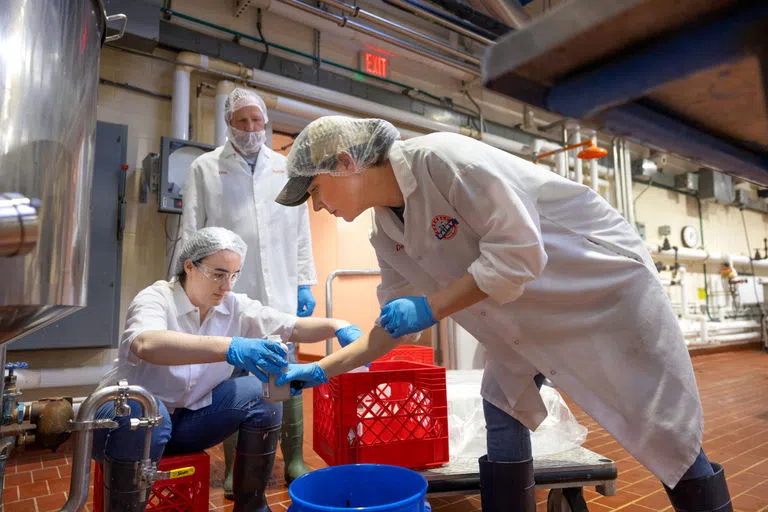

{"left": 699, "top": 168, "right": 735, "bottom": 204}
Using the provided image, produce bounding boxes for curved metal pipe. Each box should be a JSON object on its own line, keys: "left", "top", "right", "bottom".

{"left": 325, "top": 269, "right": 382, "bottom": 355}
{"left": 278, "top": 0, "right": 479, "bottom": 75}
{"left": 322, "top": 0, "right": 481, "bottom": 65}
{"left": 60, "top": 384, "right": 159, "bottom": 512}
{"left": 385, "top": 0, "right": 495, "bottom": 45}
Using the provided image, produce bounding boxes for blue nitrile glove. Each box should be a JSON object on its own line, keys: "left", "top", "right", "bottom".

{"left": 335, "top": 325, "right": 363, "bottom": 348}
{"left": 226, "top": 337, "right": 288, "bottom": 383}
{"left": 276, "top": 362, "right": 328, "bottom": 396}
{"left": 297, "top": 286, "right": 316, "bottom": 317}
{"left": 379, "top": 296, "right": 437, "bottom": 338}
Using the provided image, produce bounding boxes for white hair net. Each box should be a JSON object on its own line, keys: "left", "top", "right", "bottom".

{"left": 176, "top": 227, "right": 247, "bottom": 275}
{"left": 224, "top": 88, "right": 269, "bottom": 125}
{"left": 286, "top": 116, "right": 400, "bottom": 177}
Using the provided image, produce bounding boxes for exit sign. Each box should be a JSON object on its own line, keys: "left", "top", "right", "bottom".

{"left": 360, "top": 51, "right": 389, "bottom": 78}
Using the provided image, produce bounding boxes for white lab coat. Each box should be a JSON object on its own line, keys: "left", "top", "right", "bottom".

{"left": 371, "top": 133, "right": 703, "bottom": 487}
{"left": 183, "top": 142, "right": 317, "bottom": 314}
{"left": 98, "top": 280, "right": 296, "bottom": 411}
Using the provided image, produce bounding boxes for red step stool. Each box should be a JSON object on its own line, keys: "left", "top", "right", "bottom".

{"left": 93, "top": 452, "right": 210, "bottom": 512}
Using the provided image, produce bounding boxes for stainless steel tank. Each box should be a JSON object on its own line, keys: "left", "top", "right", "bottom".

{"left": 0, "top": 0, "right": 127, "bottom": 344}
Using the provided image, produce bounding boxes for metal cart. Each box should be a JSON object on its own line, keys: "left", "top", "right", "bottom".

{"left": 421, "top": 448, "right": 617, "bottom": 512}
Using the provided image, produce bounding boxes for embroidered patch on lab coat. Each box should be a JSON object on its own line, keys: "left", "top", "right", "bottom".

{"left": 431, "top": 215, "right": 459, "bottom": 240}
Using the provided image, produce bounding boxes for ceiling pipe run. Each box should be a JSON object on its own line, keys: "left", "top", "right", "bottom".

{"left": 277, "top": 0, "right": 480, "bottom": 76}
{"left": 384, "top": 0, "right": 496, "bottom": 45}
{"left": 321, "top": 0, "right": 481, "bottom": 65}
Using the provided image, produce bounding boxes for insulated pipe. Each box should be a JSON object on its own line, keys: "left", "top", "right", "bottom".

{"left": 215, "top": 81, "right": 234, "bottom": 146}
{"left": 174, "top": 51, "right": 540, "bottom": 156}
{"left": 172, "top": 68, "right": 191, "bottom": 140}
{"left": 325, "top": 269, "right": 382, "bottom": 355}
{"left": 589, "top": 135, "right": 599, "bottom": 191}
{"left": 322, "top": 0, "right": 481, "bottom": 65}
{"left": 573, "top": 126, "right": 583, "bottom": 184}
{"left": 61, "top": 383, "right": 159, "bottom": 512}
{"left": 623, "top": 139, "right": 635, "bottom": 227}
{"left": 277, "top": 0, "right": 479, "bottom": 76}
{"left": 384, "top": 0, "right": 495, "bottom": 45}
{"left": 15, "top": 365, "right": 114, "bottom": 390}
{"left": 648, "top": 244, "right": 768, "bottom": 271}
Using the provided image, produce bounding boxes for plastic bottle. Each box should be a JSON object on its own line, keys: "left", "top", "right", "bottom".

{"left": 263, "top": 335, "right": 293, "bottom": 402}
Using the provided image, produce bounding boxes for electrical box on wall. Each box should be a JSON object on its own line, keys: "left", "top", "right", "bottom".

{"left": 674, "top": 172, "right": 698, "bottom": 192}
{"left": 158, "top": 137, "right": 216, "bottom": 214}
{"left": 698, "top": 168, "right": 735, "bottom": 204}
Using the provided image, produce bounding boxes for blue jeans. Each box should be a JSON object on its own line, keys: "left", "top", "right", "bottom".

{"left": 483, "top": 374, "right": 714, "bottom": 482}
{"left": 92, "top": 376, "right": 282, "bottom": 463}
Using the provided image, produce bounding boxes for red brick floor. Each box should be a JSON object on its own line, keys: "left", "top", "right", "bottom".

{"left": 2, "top": 348, "right": 767, "bottom": 511}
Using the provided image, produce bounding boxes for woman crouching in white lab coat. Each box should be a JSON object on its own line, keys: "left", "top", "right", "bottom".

{"left": 94, "top": 227, "right": 362, "bottom": 512}
{"left": 272, "top": 117, "right": 732, "bottom": 512}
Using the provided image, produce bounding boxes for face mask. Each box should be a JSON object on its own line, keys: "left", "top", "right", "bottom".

{"left": 228, "top": 126, "right": 267, "bottom": 156}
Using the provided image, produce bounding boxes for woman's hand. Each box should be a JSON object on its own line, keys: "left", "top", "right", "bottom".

{"left": 276, "top": 362, "right": 328, "bottom": 395}
{"left": 379, "top": 296, "right": 436, "bottom": 338}
{"left": 226, "top": 337, "right": 288, "bottom": 382}
{"left": 335, "top": 325, "right": 363, "bottom": 347}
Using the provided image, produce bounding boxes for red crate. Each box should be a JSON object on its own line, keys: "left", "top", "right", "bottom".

{"left": 375, "top": 345, "right": 434, "bottom": 365}
{"left": 93, "top": 452, "right": 210, "bottom": 512}
{"left": 313, "top": 360, "right": 448, "bottom": 470}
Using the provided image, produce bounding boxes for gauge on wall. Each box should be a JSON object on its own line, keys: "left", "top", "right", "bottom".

{"left": 681, "top": 225, "right": 699, "bottom": 248}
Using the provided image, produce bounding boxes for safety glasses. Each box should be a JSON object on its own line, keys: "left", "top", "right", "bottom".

{"left": 194, "top": 261, "right": 240, "bottom": 286}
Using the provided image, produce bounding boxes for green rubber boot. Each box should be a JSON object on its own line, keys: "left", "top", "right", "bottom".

{"left": 223, "top": 431, "right": 238, "bottom": 500}
{"left": 280, "top": 394, "right": 310, "bottom": 483}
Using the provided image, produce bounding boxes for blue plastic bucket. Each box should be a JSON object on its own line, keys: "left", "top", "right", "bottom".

{"left": 287, "top": 464, "right": 431, "bottom": 512}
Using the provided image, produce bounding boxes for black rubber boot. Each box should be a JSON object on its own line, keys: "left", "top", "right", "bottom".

{"left": 664, "top": 462, "right": 733, "bottom": 512}
{"left": 280, "top": 395, "right": 310, "bottom": 483}
{"left": 233, "top": 424, "right": 280, "bottom": 512}
{"left": 102, "top": 455, "right": 151, "bottom": 512}
{"left": 223, "top": 431, "right": 237, "bottom": 499}
{"left": 479, "top": 455, "right": 536, "bottom": 512}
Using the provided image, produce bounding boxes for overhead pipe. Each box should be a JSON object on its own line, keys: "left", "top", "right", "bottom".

{"left": 384, "top": 0, "right": 496, "bottom": 45}
{"left": 648, "top": 244, "right": 768, "bottom": 272}
{"left": 277, "top": 0, "right": 480, "bottom": 76}
{"left": 321, "top": 0, "right": 481, "bottom": 66}
{"left": 172, "top": 52, "right": 548, "bottom": 157}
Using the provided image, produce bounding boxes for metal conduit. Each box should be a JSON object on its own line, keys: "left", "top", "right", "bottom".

{"left": 322, "top": 0, "right": 481, "bottom": 65}
{"left": 325, "top": 269, "right": 382, "bottom": 355}
{"left": 278, "top": 0, "right": 480, "bottom": 75}
{"left": 385, "top": 0, "right": 496, "bottom": 45}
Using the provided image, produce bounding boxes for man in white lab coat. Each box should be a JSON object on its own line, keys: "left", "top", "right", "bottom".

{"left": 273, "top": 117, "right": 733, "bottom": 512}
{"left": 183, "top": 89, "right": 318, "bottom": 493}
